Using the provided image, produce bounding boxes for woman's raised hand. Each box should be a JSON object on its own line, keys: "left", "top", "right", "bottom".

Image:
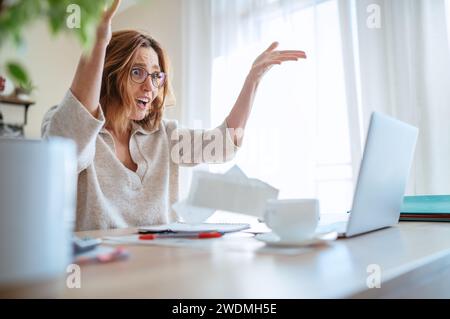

{"left": 70, "top": 0, "right": 122, "bottom": 115}
{"left": 249, "top": 41, "right": 307, "bottom": 82}
{"left": 225, "top": 42, "right": 307, "bottom": 143}
{"left": 96, "top": 0, "right": 122, "bottom": 45}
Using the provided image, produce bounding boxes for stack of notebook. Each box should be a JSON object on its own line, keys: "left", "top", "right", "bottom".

{"left": 400, "top": 195, "right": 450, "bottom": 222}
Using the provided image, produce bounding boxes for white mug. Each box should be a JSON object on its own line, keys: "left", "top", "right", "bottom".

{"left": 264, "top": 199, "right": 320, "bottom": 241}
{"left": 0, "top": 137, "right": 77, "bottom": 289}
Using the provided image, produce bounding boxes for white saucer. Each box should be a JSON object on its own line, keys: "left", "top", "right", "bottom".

{"left": 254, "top": 231, "right": 338, "bottom": 248}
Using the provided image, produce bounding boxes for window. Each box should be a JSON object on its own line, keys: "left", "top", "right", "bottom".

{"left": 210, "top": 0, "right": 353, "bottom": 214}
{"left": 446, "top": 0, "right": 450, "bottom": 53}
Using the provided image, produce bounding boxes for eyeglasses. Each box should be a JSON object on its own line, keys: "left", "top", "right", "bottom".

{"left": 130, "top": 67, "right": 166, "bottom": 88}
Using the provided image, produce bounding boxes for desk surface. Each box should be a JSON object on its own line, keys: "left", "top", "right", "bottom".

{"left": 63, "top": 220, "right": 450, "bottom": 299}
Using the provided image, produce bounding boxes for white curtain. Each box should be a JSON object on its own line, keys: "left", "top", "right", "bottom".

{"left": 179, "top": 0, "right": 214, "bottom": 198}
{"left": 339, "top": 0, "right": 450, "bottom": 195}
{"left": 181, "top": 0, "right": 450, "bottom": 212}
{"left": 210, "top": 0, "right": 354, "bottom": 214}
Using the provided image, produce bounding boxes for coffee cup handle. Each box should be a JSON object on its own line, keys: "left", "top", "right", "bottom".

{"left": 264, "top": 208, "right": 274, "bottom": 226}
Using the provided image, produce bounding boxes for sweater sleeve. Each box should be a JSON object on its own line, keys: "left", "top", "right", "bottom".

{"left": 166, "top": 119, "right": 240, "bottom": 167}
{"left": 41, "top": 89, "right": 105, "bottom": 173}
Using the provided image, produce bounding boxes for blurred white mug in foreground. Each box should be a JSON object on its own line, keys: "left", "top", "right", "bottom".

{"left": 0, "top": 138, "right": 77, "bottom": 292}
{"left": 264, "top": 199, "right": 320, "bottom": 241}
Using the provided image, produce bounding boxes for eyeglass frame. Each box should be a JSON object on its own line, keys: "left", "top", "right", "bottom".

{"left": 130, "top": 66, "right": 166, "bottom": 89}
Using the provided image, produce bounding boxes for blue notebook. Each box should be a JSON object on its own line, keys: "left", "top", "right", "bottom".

{"left": 400, "top": 195, "right": 450, "bottom": 222}
{"left": 401, "top": 195, "right": 450, "bottom": 213}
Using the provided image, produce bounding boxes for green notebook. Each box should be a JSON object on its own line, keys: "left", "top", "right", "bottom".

{"left": 401, "top": 195, "right": 450, "bottom": 213}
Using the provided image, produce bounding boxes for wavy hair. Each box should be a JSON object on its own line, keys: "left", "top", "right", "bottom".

{"left": 100, "top": 30, "right": 173, "bottom": 134}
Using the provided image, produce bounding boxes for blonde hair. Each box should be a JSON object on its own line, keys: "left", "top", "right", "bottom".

{"left": 100, "top": 30, "right": 173, "bottom": 135}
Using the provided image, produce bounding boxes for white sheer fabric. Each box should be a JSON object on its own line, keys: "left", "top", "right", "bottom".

{"left": 210, "top": 0, "right": 353, "bottom": 214}
{"left": 181, "top": 0, "right": 450, "bottom": 212}
{"left": 340, "top": 0, "right": 450, "bottom": 195}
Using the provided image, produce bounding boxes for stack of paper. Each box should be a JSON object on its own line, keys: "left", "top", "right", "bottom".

{"left": 173, "top": 165, "right": 279, "bottom": 224}
{"left": 138, "top": 223, "right": 250, "bottom": 234}
{"left": 400, "top": 195, "right": 450, "bottom": 222}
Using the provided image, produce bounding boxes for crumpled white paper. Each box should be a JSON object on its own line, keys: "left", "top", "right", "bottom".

{"left": 173, "top": 165, "right": 279, "bottom": 224}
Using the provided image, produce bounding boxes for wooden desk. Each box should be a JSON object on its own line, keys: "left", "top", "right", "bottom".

{"left": 63, "top": 221, "right": 450, "bottom": 298}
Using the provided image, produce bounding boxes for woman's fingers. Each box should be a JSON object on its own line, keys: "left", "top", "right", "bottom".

{"left": 274, "top": 57, "right": 302, "bottom": 63}
{"left": 276, "top": 50, "right": 307, "bottom": 55}
{"left": 96, "top": 0, "right": 121, "bottom": 43}
{"left": 272, "top": 54, "right": 306, "bottom": 60}
{"left": 253, "top": 61, "right": 279, "bottom": 71}
{"left": 250, "top": 43, "right": 307, "bottom": 79}
{"left": 254, "top": 56, "right": 304, "bottom": 70}
{"left": 271, "top": 51, "right": 307, "bottom": 59}
{"left": 266, "top": 54, "right": 307, "bottom": 64}
{"left": 264, "top": 41, "right": 279, "bottom": 53}
{"left": 103, "top": 0, "right": 122, "bottom": 21}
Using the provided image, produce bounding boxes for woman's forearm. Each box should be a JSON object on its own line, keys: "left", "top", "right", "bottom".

{"left": 226, "top": 74, "right": 260, "bottom": 145}
{"left": 70, "top": 41, "right": 108, "bottom": 117}
{"left": 70, "top": 0, "right": 120, "bottom": 117}
{"left": 226, "top": 74, "right": 260, "bottom": 131}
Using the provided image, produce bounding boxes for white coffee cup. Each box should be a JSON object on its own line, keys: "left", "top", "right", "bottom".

{"left": 264, "top": 199, "right": 320, "bottom": 241}
{"left": 0, "top": 138, "right": 77, "bottom": 289}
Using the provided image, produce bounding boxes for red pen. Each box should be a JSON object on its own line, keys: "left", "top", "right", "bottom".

{"left": 139, "top": 231, "right": 223, "bottom": 240}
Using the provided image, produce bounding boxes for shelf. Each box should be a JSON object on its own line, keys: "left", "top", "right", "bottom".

{"left": 0, "top": 95, "right": 35, "bottom": 106}
{"left": 0, "top": 95, "right": 36, "bottom": 135}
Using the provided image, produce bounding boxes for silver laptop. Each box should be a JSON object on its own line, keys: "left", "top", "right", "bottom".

{"left": 317, "top": 112, "right": 419, "bottom": 238}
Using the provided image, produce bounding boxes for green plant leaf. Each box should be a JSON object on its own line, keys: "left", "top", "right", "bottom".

{"left": 1, "top": 0, "right": 149, "bottom": 50}
{"left": 6, "top": 62, "right": 30, "bottom": 87}
{"left": 1, "top": 0, "right": 148, "bottom": 93}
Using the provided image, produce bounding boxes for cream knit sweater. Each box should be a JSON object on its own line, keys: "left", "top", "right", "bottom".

{"left": 42, "top": 90, "right": 238, "bottom": 231}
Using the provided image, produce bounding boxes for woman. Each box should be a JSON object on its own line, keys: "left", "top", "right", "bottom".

{"left": 42, "top": 0, "right": 306, "bottom": 231}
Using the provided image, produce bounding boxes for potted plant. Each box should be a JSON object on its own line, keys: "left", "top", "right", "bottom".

{"left": 6, "top": 62, "right": 35, "bottom": 100}
{"left": 0, "top": 0, "right": 124, "bottom": 92}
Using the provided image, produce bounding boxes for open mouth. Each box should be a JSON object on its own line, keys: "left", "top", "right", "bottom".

{"left": 136, "top": 97, "right": 150, "bottom": 110}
